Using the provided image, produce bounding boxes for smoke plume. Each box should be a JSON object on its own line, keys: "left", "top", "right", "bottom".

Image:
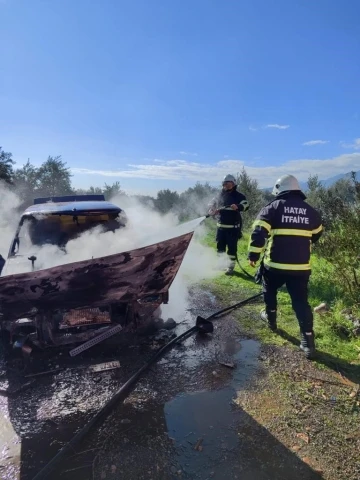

{"left": 0, "top": 186, "right": 222, "bottom": 322}
{"left": 0, "top": 182, "right": 22, "bottom": 259}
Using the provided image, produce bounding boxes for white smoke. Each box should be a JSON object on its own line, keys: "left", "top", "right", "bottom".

{"left": 0, "top": 187, "right": 221, "bottom": 322}
{"left": 0, "top": 182, "right": 22, "bottom": 259}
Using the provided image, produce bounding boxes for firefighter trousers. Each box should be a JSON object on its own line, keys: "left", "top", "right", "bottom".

{"left": 262, "top": 269, "right": 313, "bottom": 333}
{"left": 216, "top": 227, "right": 242, "bottom": 266}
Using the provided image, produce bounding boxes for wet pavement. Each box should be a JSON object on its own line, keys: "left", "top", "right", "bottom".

{"left": 0, "top": 289, "right": 323, "bottom": 480}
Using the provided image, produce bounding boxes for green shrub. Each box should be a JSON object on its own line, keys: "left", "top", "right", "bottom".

{"left": 307, "top": 172, "right": 360, "bottom": 304}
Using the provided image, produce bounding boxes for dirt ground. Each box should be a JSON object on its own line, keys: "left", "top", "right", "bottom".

{"left": 235, "top": 342, "right": 360, "bottom": 480}
{"left": 0, "top": 287, "right": 359, "bottom": 480}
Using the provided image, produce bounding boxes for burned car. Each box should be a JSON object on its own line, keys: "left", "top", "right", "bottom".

{"left": 2, "top": 194, "right": 127, "bottom": 276}
{"left": 0, "top": 195, "right": 194, "bottom": 357}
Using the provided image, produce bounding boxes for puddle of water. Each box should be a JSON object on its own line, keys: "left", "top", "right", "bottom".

{"left": 163, "top": 339, "right": 322, "bottom": 480}
{"left": 164, "top": 339, "right": 260, "bottom": 479}
{"left": 0, "top": 398, "right": 21, "bottom": 480}
{"left": 230, "top": 339, "right": 259, "bottom": 386}
{"left": 165, "top": 389, "right": 238, "bottom": 478}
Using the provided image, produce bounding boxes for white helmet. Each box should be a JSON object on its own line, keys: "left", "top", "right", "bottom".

{"left": 222, "top": 174, "right": 236, "bottom": 185}
{"left": 272, "top": 174, "right": 301, "bottom": 196}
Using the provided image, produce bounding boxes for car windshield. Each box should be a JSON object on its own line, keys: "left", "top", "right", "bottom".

{"left": 10, "top": 212, "right": 123, "bottom": 255}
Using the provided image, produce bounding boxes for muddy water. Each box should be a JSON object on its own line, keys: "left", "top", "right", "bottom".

{"left": 0, "top": 289, "right": 322, "bottom": 480}
{"left": 164, "top": 340, "right": 259, "bottom": 480}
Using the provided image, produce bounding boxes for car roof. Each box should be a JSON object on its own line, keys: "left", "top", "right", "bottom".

{"left": 23, "top": 200, "right": 122, "bottom": 216}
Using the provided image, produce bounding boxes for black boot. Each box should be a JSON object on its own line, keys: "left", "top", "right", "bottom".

{"left": 225, "top": 260, "right": 236, "bottom": 276}
{"left": 300, "top": 331, "right": 316, "bottom": 359}
{"left": 225, "top": 266, "right": 234, "bottom": 276}
{"left": 260, "top": 309, "right": 277, "bottom": 331}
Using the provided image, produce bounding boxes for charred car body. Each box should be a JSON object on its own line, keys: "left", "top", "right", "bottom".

{"left": 2, "top": 194, "right": 128, "bottom": 277}
{"left": 0, "top": 195, "right": 193, "bottom": 355}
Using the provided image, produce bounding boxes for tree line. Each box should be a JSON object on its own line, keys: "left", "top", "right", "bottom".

{"left": 0, "top": 146, "right": 267, "bottom": 223}
{"left": 1, "top": 145, "right": 359, "bottom": 302}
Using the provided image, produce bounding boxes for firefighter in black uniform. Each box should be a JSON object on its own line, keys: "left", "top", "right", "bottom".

{"left": 247, "top": 174, "right": 323, "bottom": 359}
{"left": 209, "top": 174, "right": 249, "bottom": 275}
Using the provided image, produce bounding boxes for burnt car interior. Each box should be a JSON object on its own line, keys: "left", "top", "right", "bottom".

{"left": 1, "top": 195, "right": 143, "bottom": 354}
{"left": 10, "top": 211, "right": 125, "bottom": 256}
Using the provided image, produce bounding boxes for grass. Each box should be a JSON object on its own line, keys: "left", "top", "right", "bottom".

{"left": 201, "top": 219, "right": 360, "bottom": 375}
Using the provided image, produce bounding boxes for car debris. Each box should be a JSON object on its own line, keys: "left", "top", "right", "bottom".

{"left": 88, "top": 361, "right": 121, "bottom": 373}
{"left": 0, "top": 194, "right": 195, "bottom": 363}
{"left": 163, "top": 318, "right": 177, "bottom": 330}
{"left": 194, "top": 438, "right": 204, "bottom": 451}
{"left": 69, "top": 325, "right": 124, "bottom": 356}
{"left": 219, "top": 361, "right": 236, "bottom": 369}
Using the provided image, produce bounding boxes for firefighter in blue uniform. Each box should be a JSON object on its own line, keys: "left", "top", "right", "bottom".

{"left": 209, "top": 174, "right": 249, "bottom": 275}
{"left": 247, "top": 174, "right": 323, "bottom": 359}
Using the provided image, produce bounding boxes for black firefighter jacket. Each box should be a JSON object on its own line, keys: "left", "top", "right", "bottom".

{"left": 248, "top": 191, "right": 323, "bottom": 275}
{"left": 211, "top": 188, "right": 249, "bottom": 230}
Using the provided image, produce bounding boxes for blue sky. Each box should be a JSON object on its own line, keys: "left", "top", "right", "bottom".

{"left": 1, "top": 0, "right": 360, "bottom": 195}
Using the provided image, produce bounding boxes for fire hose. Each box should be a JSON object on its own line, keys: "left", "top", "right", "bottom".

{"left": 32, "top": 291, "right": 263, "bottom": 480}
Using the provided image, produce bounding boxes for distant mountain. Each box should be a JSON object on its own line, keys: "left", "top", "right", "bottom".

{"left": 321, "top": 170, "right": 360, "bottom": 188}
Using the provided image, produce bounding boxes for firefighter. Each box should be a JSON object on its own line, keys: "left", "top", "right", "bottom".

{"left": 247, "top": 174, "right": 323, "bottom": 359}
{"left": 208, "top": 174, "right": 249, "bottom": 275}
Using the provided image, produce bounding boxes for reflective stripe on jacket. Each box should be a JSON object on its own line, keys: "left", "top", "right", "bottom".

{"left": 210, "top": 188, "right": 249, "bottom": 229}
{"left": 248, "top": 191, "right": 323, "bottom": 274}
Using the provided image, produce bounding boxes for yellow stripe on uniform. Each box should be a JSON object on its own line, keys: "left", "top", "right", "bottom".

{"left": 264, "top": 233, "right": 274, "bottom": 262}
{"left": 252, "top": 219, "right": 271, "bottom": 232}
{"left": 271, "top": 229, "right": 312, "bottom": 237}
{"left": 248, "top": 246, "right": 263, "bottom": 253}
{"left": 217, "top": 223, "right": 240, "bottom": 228}
{"left": 264, "top": 260, "right": 311, "bottom": 270}
{"left": 312, "top": 225, "right": 323, "bottom": 234}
